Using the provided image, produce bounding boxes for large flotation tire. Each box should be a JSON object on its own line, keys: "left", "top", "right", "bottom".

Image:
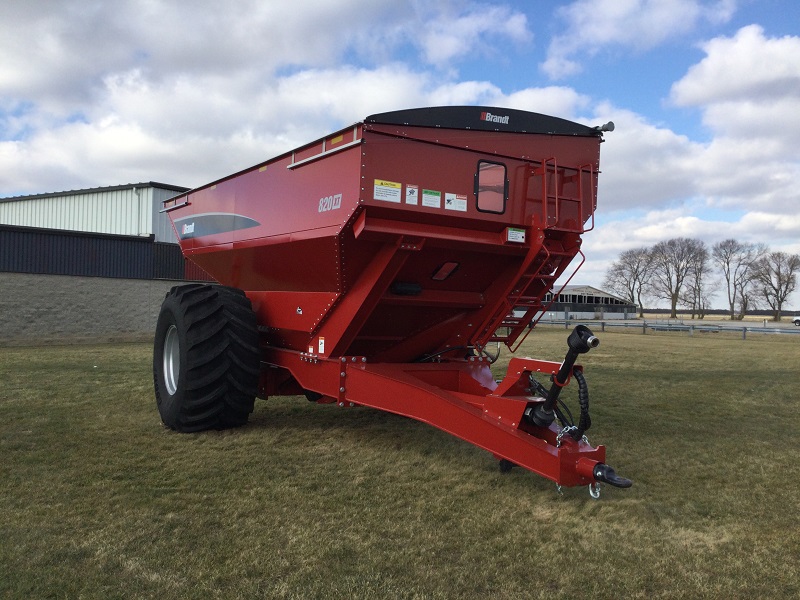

{"left": 153, "top": 284, "right": 260, "bottom": 432}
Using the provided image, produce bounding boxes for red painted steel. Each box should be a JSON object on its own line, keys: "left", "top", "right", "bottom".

{"left": 163, "top": 106, "right": 619, "bottom": 488}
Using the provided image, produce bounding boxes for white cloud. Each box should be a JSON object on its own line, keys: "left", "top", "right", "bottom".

{"left": 4, "top": 60, "right": 593, "bottom": 192}
{"left": 541, "top": 0, "right": 736, "bottom": 79}
{"left": 578, "top": 206, "right": 800, "bottom": 301}
{"left": 670, "top": 25, "right": 800, "bottom": 106}
{"left": 586, "top": 24, "right": 800, "bottom": 240}
{"left": 590, "top": 106, "right": 703, "bottom": 211}
{"left": 416, "top": 4, "right": 532, "bottom": 66}
{"left": 669, "top": 25, "right": 800, "bottom": 165}
{"left": 0, "top": 0, "right": 533, "bottom": 117}
{"left": 0, "top": 63, "right": 427, "bottom": 191}
{"left": 585, "top": 24, "right": 800, "bottom": 296}
{"left": 502, "top": 87, "right": 591, "bottom": 118}
{"left": 665, "top": 26, "right": 800, "bottom": 213}
{"left": 0, "top": 0, "right": 400, "bottom": 106}
{"left": 0, "top": 0, "right": 536, "bottom": 194}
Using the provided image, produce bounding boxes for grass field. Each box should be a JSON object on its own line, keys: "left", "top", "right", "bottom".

{"left": 1, "top": 330, "right": 798, "bottom": 599}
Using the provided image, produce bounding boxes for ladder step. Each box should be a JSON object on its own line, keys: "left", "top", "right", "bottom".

{"left": 543, "top": 248, "right": 571, "bottom": 257}
{"left": 475, "top": 232, "right": 580, "bottom": 348}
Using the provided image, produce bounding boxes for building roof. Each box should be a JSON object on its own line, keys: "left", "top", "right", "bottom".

{"left": 0, "top": 181, "right": 189, "bottom": 203}
{"left": 556, "top": 285, "right": 631, "bottom": 304}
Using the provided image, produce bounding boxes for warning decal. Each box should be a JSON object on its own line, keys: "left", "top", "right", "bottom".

{"left": 445, "top": 193, "right": 468, "bottom": 212}
{"left": 406, "top": 184, "right": 419, "bottom": 205}
{"left": 422, "top": 189, "right": 441, "bottom": 208}
{"left": 374, "top": 179, "right": 402, "bottom": 203}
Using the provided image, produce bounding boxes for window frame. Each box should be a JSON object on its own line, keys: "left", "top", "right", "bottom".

{"left": 474, "top": 160, "right": 508, "bottom": 214}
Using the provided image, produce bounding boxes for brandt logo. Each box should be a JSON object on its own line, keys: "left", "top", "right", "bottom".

{"left": 481, "top": 111, "right": 510, "bottom": 125}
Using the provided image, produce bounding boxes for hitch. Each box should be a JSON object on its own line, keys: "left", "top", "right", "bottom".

{"left": 593, "top": 463, "right": 633, "bottom": 488}
{"left": 576, "top": 457, "right": 633, "bottom": 492}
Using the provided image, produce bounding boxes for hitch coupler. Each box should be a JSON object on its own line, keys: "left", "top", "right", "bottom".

{"left": 577, "top": 458, "right": 633, "bottom": 489}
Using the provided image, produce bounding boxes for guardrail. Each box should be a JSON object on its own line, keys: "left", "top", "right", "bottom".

{"left": 536, "top": 319, "right": 800, "bottom": 339}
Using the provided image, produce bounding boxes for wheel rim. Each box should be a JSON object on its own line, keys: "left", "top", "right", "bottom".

{"left": 163, "top": 324, "right": 180, "bottom": 395}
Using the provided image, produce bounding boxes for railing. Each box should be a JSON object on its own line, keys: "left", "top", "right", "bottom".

{"left": 534, "top": 319, "right": 800, "bottom": 339}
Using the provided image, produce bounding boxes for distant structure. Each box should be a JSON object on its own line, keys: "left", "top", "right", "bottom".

{"left": 0, "top": 182, "right": 187, "bottom": 243}
{"left": 538, "top": 285, "right": 637, "bottom": 320}
{"left": 0, "top": 181, "right": 213, "bottom": 345}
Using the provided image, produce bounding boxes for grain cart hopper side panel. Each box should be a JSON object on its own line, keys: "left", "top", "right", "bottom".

{"left": 164, "top": 125, "right": 366, "bottom": 350}
{"left": 159, "top": 106, "right": 631, "bottom": 491}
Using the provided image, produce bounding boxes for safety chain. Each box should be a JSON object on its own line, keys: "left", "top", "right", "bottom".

{"left": 555, "top": 425, "right": 589, "bottom": 447}
{"left": 589, "top": 482, "right": 601, "bottom": 499}
{"left": 555, "top": 426, "right": 599, "bottom": 498}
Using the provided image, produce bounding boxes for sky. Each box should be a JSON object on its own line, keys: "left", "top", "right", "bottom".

{"left": 1, "top": 0, "right": 799, "bottom": 310}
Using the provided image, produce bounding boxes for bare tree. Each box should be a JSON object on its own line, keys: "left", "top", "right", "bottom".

{"left": 753, "top": 251, "right": 800, "bottom": 321}
{"left": 737, "top": 277, "right": 761, "bottom": 318}
{"left": 711, "top": 239, "right": 766, "bottom": 320}
{"left": 649, "top": 238, "right": 707, "bottom": 319}
{"left": 602, "top": 247, "right": 653, "bottom": 317}
{"left": 681, "top": 244, "right": 714, "bottom": 319}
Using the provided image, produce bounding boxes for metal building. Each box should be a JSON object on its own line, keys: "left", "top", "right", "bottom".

{"left": 0, "top": 181, "right": 213, "bottom": 281}
{"left": 0, "top": 225, "right": 188, "bottom": 280}
{"left": 538, "top": 285, "right": 637, "bottom": 320}
{"left": 0, "top": 182, "right": 188, "bottom": 243}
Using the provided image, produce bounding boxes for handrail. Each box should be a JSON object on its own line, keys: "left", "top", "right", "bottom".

{"left": 512, "top": 249, "right": 586, "bottom": 352}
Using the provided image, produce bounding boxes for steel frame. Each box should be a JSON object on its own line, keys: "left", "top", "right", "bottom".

{"left": 261, "top": 348, "right": 606, "bottom": 487}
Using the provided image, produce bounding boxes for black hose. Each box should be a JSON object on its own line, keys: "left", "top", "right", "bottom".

{"left": 542, "top": 325, "right": 599, "bottom": 413}
{"left": 570, "top": 370, "right": 591, "bottom": 441}
{"left": 528, "top": 325, "right": 598, "bottom": 427}
{"left": 556, "top": 398, "right": 574, "bottom": 428}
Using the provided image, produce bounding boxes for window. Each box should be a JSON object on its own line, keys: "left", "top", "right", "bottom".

{"left": 475, "top": 161, "right": 507, "bottom": 213}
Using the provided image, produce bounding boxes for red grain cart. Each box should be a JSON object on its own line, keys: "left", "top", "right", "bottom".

{"left": 154, "top": 106, "right": 630, "bottom": 496}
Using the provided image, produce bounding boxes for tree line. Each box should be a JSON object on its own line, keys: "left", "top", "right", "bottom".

{"left": 602, "top": 238, "right": 800, "bottom": 321}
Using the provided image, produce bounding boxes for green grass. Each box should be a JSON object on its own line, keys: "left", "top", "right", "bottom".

{"left": 1, "top": 331, "right": 799, "bottom": 599}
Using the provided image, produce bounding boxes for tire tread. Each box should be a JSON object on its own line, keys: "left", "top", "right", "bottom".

{"left": 154, "top": 283, "right": 260, "bottom": 431}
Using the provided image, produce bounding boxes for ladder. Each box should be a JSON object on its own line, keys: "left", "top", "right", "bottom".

{"left": 473, "top": 232, "right": 581, "bottom": 351}
{"left": 472, "top": 158, "right": 596, "bottom": 351}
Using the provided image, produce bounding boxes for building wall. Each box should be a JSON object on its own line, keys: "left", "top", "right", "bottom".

{"left": 0, "top": 182, "right": 185, "bottom": 243}
{"left": 151, "top": 186, "right": 181, "bottom": 243}
{"left": 537, "top": 309, "right": 634, "bottom": 321}
{"left": 0, "top": 225, "right": 212, "bottom": 345}
{"left": 0, "top": 272, "right": 187, "bottom": 345}
{"left": 0, "top": 183, "right": 199, "bottom": 345}
{"left": 0, "top": 225, "right": 209, "bottom": 280}
{"left": 0, "top": 186, "right": 149, "bottom": 236}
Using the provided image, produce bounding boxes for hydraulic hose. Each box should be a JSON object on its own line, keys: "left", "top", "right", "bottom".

{"left": 571, "top": 370, "right": 591, "bottom": 440}
{"left": 528, "top": 325, "right": 599, "bottom": 427}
